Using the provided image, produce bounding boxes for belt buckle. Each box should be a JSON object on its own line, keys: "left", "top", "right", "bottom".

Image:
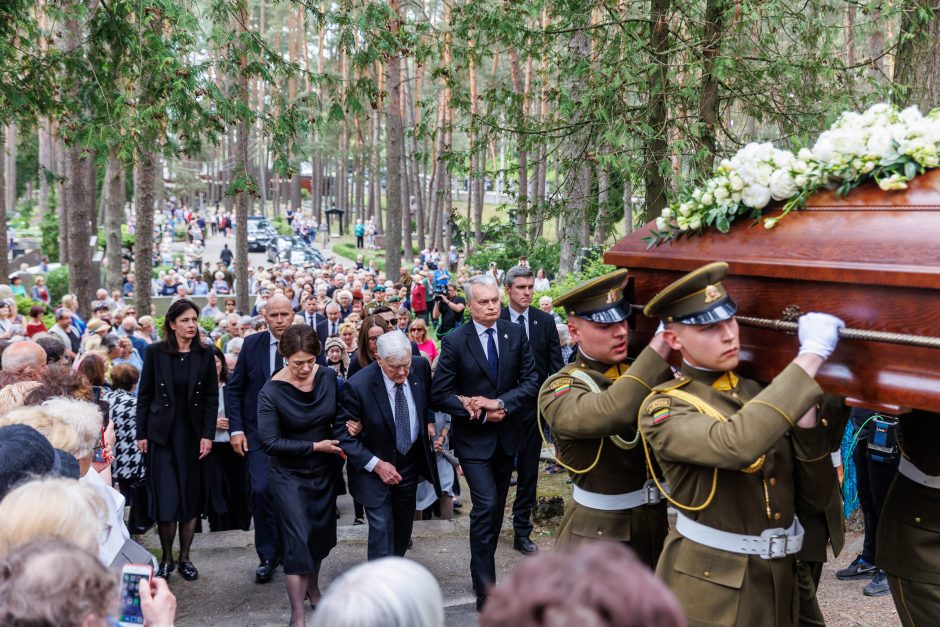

{"left": 642, "top": 479, "right": 662, "bottom": 505}
{"left": 762, "top": 532, "right": 789, "bottom": 559}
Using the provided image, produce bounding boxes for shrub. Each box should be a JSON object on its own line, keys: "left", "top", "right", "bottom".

{"left": 465, "top": 234, "right": 560, "bottom": 277}
{"left": 44, "top": 267, "right": 70, "bottom": 304}
{"left": 272, "top": 216, "right": 294, "bottom": 236}
{"left": 198, "top": 317, "right": 217, "bottom": 333}
{"left": 40, "top": 209, "right": 60, "bottom": 261}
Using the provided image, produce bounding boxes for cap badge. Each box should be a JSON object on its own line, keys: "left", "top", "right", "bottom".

{"left": 704, "top": 285, "right": 721, "bottom": 304}
{"left": 606, "top": 289, "right": 620, "bottom": 304}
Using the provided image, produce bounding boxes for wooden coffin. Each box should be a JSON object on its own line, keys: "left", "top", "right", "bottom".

{"left": 605, "top": 169, "right": 940, "bottom": 413}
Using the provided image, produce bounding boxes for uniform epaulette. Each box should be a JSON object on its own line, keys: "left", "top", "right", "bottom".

{"left": 651, "top": 377, "right": 691, "bottom": 393}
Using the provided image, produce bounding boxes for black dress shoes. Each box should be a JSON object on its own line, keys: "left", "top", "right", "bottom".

{"left": 255, "top": 558, "right": 278, "bottom": 583}
{"left": 513, "top": 535, "right": 539, "bottom": 555}
{"left": 178, "top": 560, "right": 199, "bottom": 581}
{"left": 155, "top": 561, "right": 175, "bottom": 579}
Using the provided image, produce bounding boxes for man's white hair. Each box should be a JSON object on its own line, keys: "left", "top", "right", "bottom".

{"left": 312, "top": 557, "right": 443, "bottom": 627}
{"left": 325, "top": 302, "right": 341, "bottom": 313}
{"left": 463, "top": 274, "right": 498, "bottom": 302}
{"left": 376, "top": 332, "right": 412, "bottom": 361}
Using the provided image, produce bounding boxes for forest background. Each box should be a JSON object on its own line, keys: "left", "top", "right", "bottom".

{"left": 1, "top": 0, "right": 939, "bottom": 315}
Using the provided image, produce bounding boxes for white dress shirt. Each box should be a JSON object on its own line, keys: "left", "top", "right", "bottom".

{"left": 365, "top": 368, "right": 418, "bottom": 472}
{"left": 508, "top": 305, "right": 529, "bottom": 338}
{"left": 269, "top": 333, "right": 279, "bottom": 373}
{"left": 472, "top": 320, "right": 499, "bottom": 359}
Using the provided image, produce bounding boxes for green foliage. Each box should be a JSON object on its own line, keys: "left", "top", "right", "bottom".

{"left": 172, "top": 224, "right": 188, "bottom": 242}
{"left": 333, "top": 243, "right": 385, "bottom": 271}
{"left": 464, "top": 226, "right": 561, "bottom": 276}
{"left": 15, "top": 295, "right": 44, "bottom": 317}
{"left": 198, "top": 317, "right": 217, "bottom": 333}
{"left": 44, "top": 267, "right": 70, "bottom": 305}
{"left": 152, "top": 265, "right": 173, "bottom": 279}
{"left": 39, "top": 209, "right": 59, "bottom": 262}
{"left": 272, "top": 216, "right": 294, "bottom": 236}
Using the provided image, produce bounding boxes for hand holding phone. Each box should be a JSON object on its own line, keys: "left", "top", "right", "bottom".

{"left": 117, "top": 564, "right": 152, "bottom": 626}
{"left": 138, "top": 577, "right": 177, "bottom": 627}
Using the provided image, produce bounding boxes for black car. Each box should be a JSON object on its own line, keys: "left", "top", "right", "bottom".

{"left": 246, "top": 218, "right": 276, "bottom": 251}
{"left": 266, "top": 236, "right": 295, "bottom": 263}
{"left": 285, "top": 246, "right": 325, "bottom": 267}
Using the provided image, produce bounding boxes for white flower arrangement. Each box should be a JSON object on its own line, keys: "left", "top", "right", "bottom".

{"left": 647, "top": 103, "right": 940, "bottom": 247}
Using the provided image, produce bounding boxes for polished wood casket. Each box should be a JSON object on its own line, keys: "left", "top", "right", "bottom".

{"left": 605, "top": 169, "right": 940, "bottom": 413}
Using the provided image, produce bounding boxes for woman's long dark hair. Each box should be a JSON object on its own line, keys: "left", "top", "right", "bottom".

{"left": 357, "top": 315, "right": 390, "bottom": 368}
{"left": 213, "top": 346, "right": 229, "bottom": 384}
{"left": 163, "top": 298, "right": 203, "bottom": 355}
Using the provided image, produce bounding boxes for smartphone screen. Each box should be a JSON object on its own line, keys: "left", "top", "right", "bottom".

{"left": 118, "top": 570, "right": 149, "bottom": 625}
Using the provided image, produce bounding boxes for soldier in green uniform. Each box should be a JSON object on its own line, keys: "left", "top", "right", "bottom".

{"left": 796, "top": 395, "right": 850, "bottom": 626}
{"left": 876, "top": 409, "right": 940, "bottom": 626}
{"left": 639, "top": 262, "right": 845, "bottom": 627}
{"left": 538, "top": 269, "right": 675, "bottom": 568}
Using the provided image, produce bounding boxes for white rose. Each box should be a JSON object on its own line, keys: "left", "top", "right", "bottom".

{"left": 714, "top": 186, "right": 730, "bottom": 202}
{"left": 741, "top": 185, "right": 771, "bottom": 209}
{"left": 754, "top": 163, "right": 774, "bottom": 187}
{"left": 812, "top": 133, "right": 836, "bottom": 163}
{"left": 769, "top": 170, "right": 798, "bottom": 201}
{"left": 877, "top": 174, "right": 908, "bottom": 191}
{"left": 690, "top": 218, "right": 702, "bottom": 230}
{"left": 661, "top": 207, "right": 674, "bottom": 219}
{"left": 866, "top": 128, "right": 894, "bottom": 160}
{"left": 794, "top": 174, "right": 808, "bottom": 187}
{"left": 700, "top": 192, "right": 713, "bottom": 205}
{"left": 729, "top": 173, "right": 745, "bottom": 191}
{"left": 655, "top": 217, "right": 668, "bottom": 230}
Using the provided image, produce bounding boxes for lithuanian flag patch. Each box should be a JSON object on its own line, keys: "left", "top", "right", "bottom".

{"left": 647, "top": 398, "right": 671, "bottom": 424}
{"left": 549, "top": 377, "right": 573, "bottom": 397}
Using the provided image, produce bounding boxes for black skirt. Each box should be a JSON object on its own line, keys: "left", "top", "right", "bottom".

{"left": 204, "top": 441, "right": 251, "bottom": 532}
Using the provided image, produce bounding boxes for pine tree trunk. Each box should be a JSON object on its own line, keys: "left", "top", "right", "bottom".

{"left": 893, "top": 1, "right": 940, "bottom": 110}
{"left": 105, "top": 149, "right": 125, "bottom": 293}
{"left": 594, "top": 162, "right": 609, "bottom": 245}
{"left": 643, "top": 0, "right": 671, "bottom": 221}
{"left": 5, "top": 124, "right": 16, "bottom": 217}
{"left": 696, "top": 0, "right": 725, "bottom": 175}
{"left": 56, "top": 135, "right": 69, "bottom": 263}
{"left": 66, "top": 143, "right": 94, "bottom": 311}
{"left": 134, "top": 152, "right": 156, "bottom": 316}
{"left": 384, "top": 2, "right": 404, "bottom": 279}
{"left": 509, "top": 49, "right": 528, "bottom": 232}
{"left": 38, "top": 120, "right": 52, "bottom": 219}
{"left": 0, "top": 127, "right": 7, "bottom": 281}
{"left": 234, "top": 0, "right": 252, "bottom": 314}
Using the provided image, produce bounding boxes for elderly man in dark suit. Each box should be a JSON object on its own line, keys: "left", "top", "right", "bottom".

{"left": 500, "top": 265, "right": 564, "bottom": 555}
{"left": 225, "top": 294, "right": 294, "bottom": 583}
{"left": 335, "top": 332, "right": 440, "bottom": 560}
{"left": 431, "top": 274, "right": 539, "bottom": 611}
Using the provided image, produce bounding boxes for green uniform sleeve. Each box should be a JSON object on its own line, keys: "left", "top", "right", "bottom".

{"left": 641, "top": 363, "right": 824, "bottom": 470}
{"left": 539, "top": 347, "right": 672, "bottom": 440}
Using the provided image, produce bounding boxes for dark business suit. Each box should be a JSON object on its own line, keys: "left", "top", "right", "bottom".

{"left": 302, "top": 311, "right": 329, "bottom": 347}
{"left": 336, "top": 358, "right": 441, "bottom": 560}
{"left": 431, "top": 318, "right": 538, "bottom": 596}
{"left": 500, "top": 305, "right": 563, "bottom": 539}
{"left": 224, "top": 331, "right": 280, "bottom": 563}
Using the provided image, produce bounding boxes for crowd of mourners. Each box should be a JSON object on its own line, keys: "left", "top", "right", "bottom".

{"left": 0, "top": 206, "right": 659, "bottom": 627}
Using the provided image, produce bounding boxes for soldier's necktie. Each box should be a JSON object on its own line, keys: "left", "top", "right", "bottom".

{"left": 485, "top": 328, "right": 499, "bottom": 382}
{"left": 274, "top": 341, "right": 284, "bottom": 374}
{"left": 394, "top": 383, "right": 412, "bottom": 454}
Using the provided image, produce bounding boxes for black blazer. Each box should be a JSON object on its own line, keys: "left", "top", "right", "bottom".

{"left": 225, "top": 331, "right": 275, "bottom": 447}
{"left": 430, "top": 318, "right": 538, "bottom": 459}
{"left": 499, "top": 305, "right": 564, "bottom": 387}
{"left": 335, "top": 359, "right": 441, "bottom": 508}
{"left": 136, "top": 341, "right": 219, "bottom": 446}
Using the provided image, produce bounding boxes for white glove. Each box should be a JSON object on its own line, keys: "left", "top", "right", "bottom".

{"left": 797, "top": 313, "right": 845, "bottom": 360}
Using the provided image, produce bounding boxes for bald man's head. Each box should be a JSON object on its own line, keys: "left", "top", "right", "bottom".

{"left": 263, "top": 295, "right": 294, "bottom": 339}
{"left": 1, "top": 341, "right": 47, "bottom": 379}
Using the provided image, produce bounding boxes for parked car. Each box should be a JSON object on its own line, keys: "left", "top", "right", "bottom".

{"left": 266, "top": 236, "right": 295, "bottom": 263}
{"left": 247, "top": 218, "right": 276, "bottom": 251}
{"left": 286, "top": 246, "right": 325, "bottom": 266}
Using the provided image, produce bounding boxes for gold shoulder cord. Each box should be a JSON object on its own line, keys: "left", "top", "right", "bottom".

{"left": 638, "top": 388, "right": 766, "bottom": 512}
{"left": 536, "top": 368, "right": 642, "bottom": 475}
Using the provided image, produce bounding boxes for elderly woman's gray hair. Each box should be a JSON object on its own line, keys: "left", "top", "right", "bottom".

{"left": 556, "top": 323, "right": 569, "bottom": 342}
{"left": 463, "top": 274, "right": 498, "bottom": 302}
{"left": 312, "top": 557, "right": 443, "bottom": 627}
{"left": 39, "top": 398, "right": 103, "bottom": 460}
{"left": 376, "top": 331, "right": 412, "bottom": 361}
{"left": 225, "top": 336, "right": 244, "bottom": 355}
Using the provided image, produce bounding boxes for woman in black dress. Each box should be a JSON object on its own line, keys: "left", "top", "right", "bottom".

{"left": 136, "top": 299, "right": 218, "bottom": 581}
{"left": 205, "top": 346, "right": 251, "bottom": 532}
{"left": 257, "top": 324, "right": 342, "bottom": 627}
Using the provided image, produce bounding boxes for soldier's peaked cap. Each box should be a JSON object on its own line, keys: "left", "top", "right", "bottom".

{"left": 555, "top": 269, "right": 633, "bottom": 324}
{"left": 643, "top": 261, "right": 738, "bottom": 325}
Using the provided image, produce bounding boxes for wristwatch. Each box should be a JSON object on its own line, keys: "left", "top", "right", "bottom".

{"left": 496, "top": 398, "right": 505, "bottom": 411}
